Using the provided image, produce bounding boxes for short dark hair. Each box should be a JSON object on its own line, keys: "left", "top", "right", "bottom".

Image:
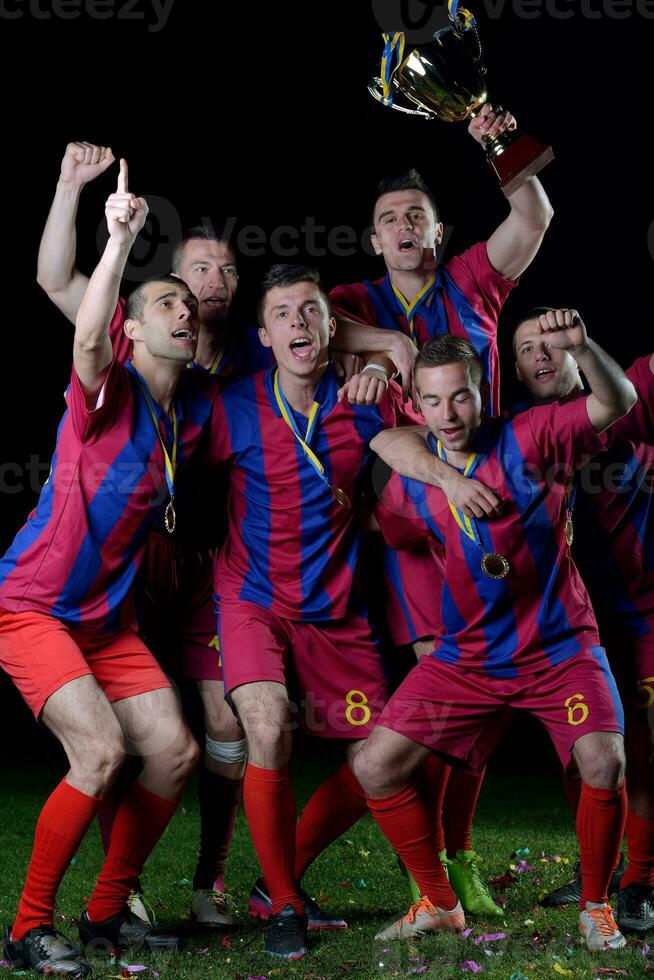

{"left": 257, "top": 264, "right": 330, "bottom": 326}
{"left": 125, "top": 274, "right": 191, "bottom": 321}
{"left": 372, "top": 168, "right": 441, "bottom": 225}
{"left": 172, "top": 226, "right": 235, "bottom": 273}
{"left": 414, "top": 335, "right": 483, "bottom": 389}
{"left": 512, "top": 306, "right": 556, "bottom": 354}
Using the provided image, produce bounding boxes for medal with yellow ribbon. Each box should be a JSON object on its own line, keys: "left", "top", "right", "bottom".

{"left": 380, "top": 32, "right": 405, "bottom": 107}
{"left": 391, "top": 277, "right": 436, "bottom": 344}
{"left": 133, "top": 363, "right": 179, "bottom": 534}
{"left": 436, "top": 439, "right": 509, "bottom": 579}
{"left": 273, "top": 368, "right": 350, "bottom": 508}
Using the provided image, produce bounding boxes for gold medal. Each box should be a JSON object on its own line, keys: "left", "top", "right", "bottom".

{"left": 565, "top": 514, "right": 574, "bottom": 547}
{"left": 331, "top": 486, "right": 351, "bottom": 509}
{"left": 481, "top": 552, "right": 510, "bottom": 579}
{"left": 164, "top": 499, "right": 176, "bottom": 535}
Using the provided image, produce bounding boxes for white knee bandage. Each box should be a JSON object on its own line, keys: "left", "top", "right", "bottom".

{"left": 205, "top": 736, "right": 248, "bottom": 764}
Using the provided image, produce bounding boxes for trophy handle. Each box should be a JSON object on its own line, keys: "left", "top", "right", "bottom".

{"left": 368, "top": 77, "right": 434, "bottom": 120}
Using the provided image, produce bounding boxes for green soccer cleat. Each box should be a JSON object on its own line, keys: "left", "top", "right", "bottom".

{"left": 446, "top": 849, "right": 504, "bottom": 917}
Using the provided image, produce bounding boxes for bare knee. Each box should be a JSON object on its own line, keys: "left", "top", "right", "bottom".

{"left": 231, "top": 683, "right": 291, "bottom": 769}
{"left": 574, "top": 732, "right": 626, "bottom": 788}
{"left": 353, "top": 734, "right": 402, "bottom": 798}
{"left": 69, "top": 731, "right": 128, "bottom": 796}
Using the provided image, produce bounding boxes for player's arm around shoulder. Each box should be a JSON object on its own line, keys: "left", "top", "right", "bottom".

{"left": 74, "top": 160, "right": 147, "bottom": 401}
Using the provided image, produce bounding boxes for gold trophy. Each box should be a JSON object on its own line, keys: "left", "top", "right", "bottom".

{"left": 368, "top": 2, "right": 553, "bottom": 196}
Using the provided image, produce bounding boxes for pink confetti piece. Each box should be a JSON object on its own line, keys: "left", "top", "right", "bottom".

{"left": 461, "top": 928, "right": 473, "bottom": 939}
{"left": 515, "top": 861, "right": 536, "bottom": 874}
{"left": 0, "top": 962, "right": 11, "bottom": 970}
{"left": 460, "top": 963, "right": 484, "bottom": 974}
{"left": 125, "top": 968, "right": 148, "bottom": 974}
{"left": 645, "top": 944, "right": 652, "bottom": 958}
{"left": 248, "top": 976, "right": 268, "bottom": 980}
{"left": 474, "top": 933, "right": 507, "bottom": 945}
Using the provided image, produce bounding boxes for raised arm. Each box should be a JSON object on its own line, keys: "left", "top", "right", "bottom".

{"left": 332, "top": 313, "right": 417, "bottom": 404}
{"left": 371, "top": 426, "right": 502, "bottom": 519}
{"left": 74, "top": 160, "right": 147, "bottom": 396}
{"left": 37, "top": 142, "right": 115, "bottom": 324}
{"left": 468, "top": 105, "right": 554, "bottom": 281}
{"left": 535, "top": 309, "right": 637, "bottom": 433}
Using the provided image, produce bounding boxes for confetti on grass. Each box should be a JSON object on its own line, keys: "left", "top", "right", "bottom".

{"left": 460, "top": 962, "right": 484, "bottom": 973}
{"left": 474, "top": 933, "right": 507, "bottom": 945}
{"left": 552, "top": 964, "right": 573, "bottom": 976}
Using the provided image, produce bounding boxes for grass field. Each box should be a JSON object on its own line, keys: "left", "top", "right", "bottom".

{"left": 0, "top": 749, "right": 649, "bottom": 980}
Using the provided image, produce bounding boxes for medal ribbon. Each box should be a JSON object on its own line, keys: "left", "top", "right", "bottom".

{"left": 132, "top": 363, "right": 178, "bottom": 504}
{"left": 391, "top": 277, "right": 437, "bottom": 343}
{"left": 436, "top": 439, "right": 483, "bottom": 549}
{"left": 208, "top": 349, "right": 225, "bottom": 375}
{"left": 273, "top": 368, "right": 330, "bottom": 491}
{"left": 380, "top": 32, "right": 405, "bottom": 107}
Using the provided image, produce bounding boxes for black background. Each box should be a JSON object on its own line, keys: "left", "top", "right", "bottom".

{"left": 0, "top": 0, "right": 649, "bottom": 758}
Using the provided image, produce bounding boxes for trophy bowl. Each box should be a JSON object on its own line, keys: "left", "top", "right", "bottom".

{"left": 369, "top": 8, "right": 553, "bottom": 196}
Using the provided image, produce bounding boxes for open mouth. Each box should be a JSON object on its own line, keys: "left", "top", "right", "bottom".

{"left": 440, "top": 426, "right": 463, "bottom": 438}
{"left": 203, "top": 296, "right": 226, "bottom": 308}
{"left": 534, "top": 367, "right": 555, "bottom": 381}
{"left": 171, "top": 328, "right": 195, "bottom": 341}
{"left": 399, "top": 238, "right": 418, "bottom": 252}
{"left": 289, "top": 337, "right": 315, "bottom": 361}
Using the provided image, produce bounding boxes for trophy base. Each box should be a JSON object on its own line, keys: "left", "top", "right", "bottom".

{"left": 485, "top": 131, "right": 554, "bottom": 198}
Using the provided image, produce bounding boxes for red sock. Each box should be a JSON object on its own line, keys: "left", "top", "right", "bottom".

{"left": 413, "top": 755, "right": 450, "bottom": 855}
{"left": 87, "top": 782, "right": 177, "bottom": 922}
{"left": 193, "top": 767, "right": 243, "bottom": 892}
{"left": 97, "top": 799, "right": 121, "bottom": 855}
{"left": 367, "top": 785, "right": 457, "bottom": 910}
{"left": 243, "top": 764, "right": 303, "bottom": 915}
{"left": 13, "top": 780, "right": 101, "bottom": 941}
{"left": 561, "top": 772, "right": 582, "bottom": 817}
{"left": 443, "top": 767, "right": 485, "bottom": 856}
{"left": 621, "top": 811, "right": 654, "bottom": 888}
{"left": 577, "top": 781, "right": 627, "bottom": 907}
{"left": 294, "top": 763, "right": 367, "bottom": 879}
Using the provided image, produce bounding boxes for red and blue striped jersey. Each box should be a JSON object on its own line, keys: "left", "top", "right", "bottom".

{"left": 0, "top": 360, "right": 219, "bottom": 632}
{"left": 207, "top": 363, "right": 399, "bottom": 621}
{"left": 574, "top": 355, "right": 654, "bottom": 634}
{"left": 376, "top": 398, "right": 610, "bottom": 677}
{"left": 330, "top": 242, "right": 517, "bottom": 417}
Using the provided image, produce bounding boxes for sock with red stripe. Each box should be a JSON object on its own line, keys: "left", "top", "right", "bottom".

{"left": 243, "top": 764, "right": 303, "bottom": 916}
{"left": 621, "top": 811, "right": 654, "bottom": 888}
{"left": 413, "top": 755, "right": 450, "bottom": 855}
{"left": 193, "top": 767, "right": 243, "bottom": 892}
{"left": 294, "top": 763, "right": 367, "bottom": 880}
{"left": 577, "top": 781, "right": 627, "bottom": 907}
{"left": 367, "top": 785, "right": 457, "bottom": 910}
{"left": 13, "top": 780, "right": 101, "bottom": 941}
{"left": 87, "top": 781, "right": 177, "bottom": 922}
{"left": 443, "top": 767, "right": 485, "bottom": 856}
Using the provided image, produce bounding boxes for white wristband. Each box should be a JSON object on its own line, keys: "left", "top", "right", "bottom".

{"left": 362, "top": 363, "right": 389, "bottom": 383}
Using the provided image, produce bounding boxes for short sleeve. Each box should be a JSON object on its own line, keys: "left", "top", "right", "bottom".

{"left": 68, "top": 358, "right": 128, "bottom": 444}
{"left": 520, "top": 395, "right": 612, "bottom": 476}
{"left": 329, "top": 282, "right": 375, "bottom": 326}
{"left": 374, "top": 470, "right": 444, "bottom": 550}
{"left": 445, "top": 241, "right": 518, "bottom": 326}
{"left": 614, "top": 355, "right": 654, "bottom": 444}
{"left": 108, "top": 297, "right": 132, "bottom": 365}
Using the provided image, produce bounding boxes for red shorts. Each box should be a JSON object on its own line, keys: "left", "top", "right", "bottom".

{"left": 606, "top": 621, "right": 654, "bottom": 715}
{"left": 140, "top": 532, "right": 221, "bottom": 681}
{"left": 0, "top": 607, "right": 171, "bottom": 719}
{"left": 218, "top": 600, "right": 388, "bottom": 738}
{"left": 379, "top": 648, "right": 624, "bottom": 772}
{"left": 383, "top": 543, "right": 441, "bottom": 647}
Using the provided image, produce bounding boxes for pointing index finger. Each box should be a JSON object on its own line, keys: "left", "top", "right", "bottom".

{"left": 117, "top": 158, "right": 128, "bottom": 193}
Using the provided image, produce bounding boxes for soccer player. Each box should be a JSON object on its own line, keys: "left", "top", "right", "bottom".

{"left": 329, "top": 105, "right": 554, "bottom": 911}
{"left": 200, "top": 263, "right": 425, "bottom": 959}
{"left": 0, "top": 164, "right": 216, "bottom": 974}
{"left": 512, "top": 310, "right": 654, "bottom": 932}
{"left": 353, "top": 321, "right": 636, "bottom": 952}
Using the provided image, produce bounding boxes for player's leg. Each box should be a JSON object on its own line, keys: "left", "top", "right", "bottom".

{"left": 73, "top": 631, "right": 198, "bottom": 954}
{"left": 526, "top": 648, "right": 627, "bottom": 951}
{"left": 616, "top": 636, "right": 654, "bottom": 931}
{"left": 192, "top": 678, "right": 246, "bottom": 927}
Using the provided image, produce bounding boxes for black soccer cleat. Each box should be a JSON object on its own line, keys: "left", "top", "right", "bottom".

{"left": 79, "top": 909, "right": 184, "bottom": 954}
{"left": 249, "top": 877, "right": 347, "bottom": 929}
{"left": 3, "top": 925, "right": 92, "bottom": 977}
{"left": 264, "top": 903, "right": 308, "bottom": 959}
{"left": 617, "top": 883, "right": 654, "bottom": 933}
{"left": 540, "top": 854, "right": 625, "bottom": 908}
